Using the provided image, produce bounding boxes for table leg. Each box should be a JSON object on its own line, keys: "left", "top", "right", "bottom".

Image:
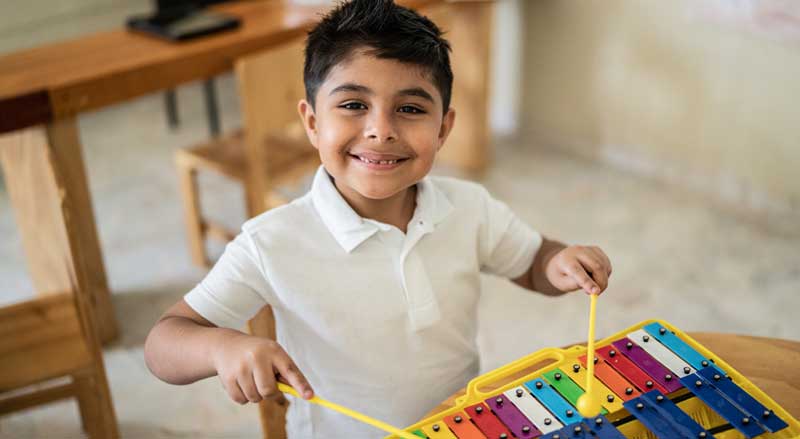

{"left": 0, "top": 118, "right": 118, "bottom": 343}
{"left": 164, "top": 89, "right": 180, "bottom": 129}
{"left": 429, "top": 1, "right": 494, "bottom": 174}
{"left": 203, "top": 79, "right": 221, "bottom": 138}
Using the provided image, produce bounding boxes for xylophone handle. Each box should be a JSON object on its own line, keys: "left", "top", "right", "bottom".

{"left": 465, "top": 347, "right": 573, "bottom": 399}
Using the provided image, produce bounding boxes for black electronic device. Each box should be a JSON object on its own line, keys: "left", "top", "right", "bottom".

{"left": 126, "top": 4, "right": 240, "bottom": 42}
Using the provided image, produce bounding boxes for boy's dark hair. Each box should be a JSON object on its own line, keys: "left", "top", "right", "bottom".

{"left": 304, "top": 0, "right": 453, "bottom": 115}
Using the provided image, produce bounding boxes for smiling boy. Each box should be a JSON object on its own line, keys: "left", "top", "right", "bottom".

{"left": 144, "top": 0, "right": 612, "bottom": 437}
{"left": 301, "top": 49, "right": 447, "bottom": 230}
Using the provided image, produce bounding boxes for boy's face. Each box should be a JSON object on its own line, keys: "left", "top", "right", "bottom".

{"left": 298, "top": 49, "right": 455, "bottom": 204}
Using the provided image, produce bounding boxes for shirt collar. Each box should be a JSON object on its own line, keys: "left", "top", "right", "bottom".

{"left": 310, "top": 166, "right": 453, "bottom": 252}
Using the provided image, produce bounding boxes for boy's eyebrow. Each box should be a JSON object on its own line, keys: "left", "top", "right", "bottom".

{"left": 329, "top": 83, "right": 372, "bottom": 96}
{"left": 398, "top": 87, "right": 435, "bottom": 103}
{"left": 329, "top": 83, "right": 435, "bottom": 103}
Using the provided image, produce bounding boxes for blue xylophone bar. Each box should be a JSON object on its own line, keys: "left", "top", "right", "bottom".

{"left": 539, "top": 416, "right": 624, "bottom": 439}
{"left": 681, "top": 372, "right": 764, "bottom": 438}
{"left": 644, "top": 322, "right": 709, "bottom": 370}
{"left": 696, "top": 366, "right": 789, "bottom": 433}
{"left": 625, "top": 390, "right": 714, "bottom": 438}
{"left": 524, "top": 378, "right": 584, "bottom": 425}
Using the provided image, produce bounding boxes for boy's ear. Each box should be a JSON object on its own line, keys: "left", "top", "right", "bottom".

{"left": 437, "top": 107, "right": 456, "bottom": 151}
{"left": 298, "top": 99, "right": 319, "bottom": 149}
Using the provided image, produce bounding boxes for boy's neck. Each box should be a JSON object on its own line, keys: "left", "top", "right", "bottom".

{"left": 334, "top": 181, "right": 417, "bottom": 233}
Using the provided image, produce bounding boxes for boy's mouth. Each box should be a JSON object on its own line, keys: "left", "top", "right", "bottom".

{"left": 348, "top": 152, "right": 410, "bottom": 167}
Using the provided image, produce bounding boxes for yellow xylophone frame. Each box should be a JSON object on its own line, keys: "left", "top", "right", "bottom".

{"left": 390, "top": 319, "right": 800, "bottom": 439}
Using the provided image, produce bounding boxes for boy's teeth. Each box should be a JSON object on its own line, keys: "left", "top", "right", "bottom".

{"left": 358, "top": 156, "right": 399, "bottom": 164}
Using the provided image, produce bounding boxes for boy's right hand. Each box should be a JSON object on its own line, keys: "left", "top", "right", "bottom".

{"left": 211, "top": 332, "right": 314, "bottom": 404}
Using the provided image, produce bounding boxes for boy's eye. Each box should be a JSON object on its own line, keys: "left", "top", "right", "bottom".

{"left": 399, "top": 105, "right": 425, "bottom": 114}
{"left": 340, "top": 102, "right": 367, "bottom": 110}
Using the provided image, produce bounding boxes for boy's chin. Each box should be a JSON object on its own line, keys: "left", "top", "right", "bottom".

{"left": 351, "top": 183, "right": 411, "bottom": 201}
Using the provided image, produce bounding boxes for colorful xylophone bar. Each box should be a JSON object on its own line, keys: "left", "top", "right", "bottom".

{"left": 393, "top": 320, "right": 800, "bottom": 439}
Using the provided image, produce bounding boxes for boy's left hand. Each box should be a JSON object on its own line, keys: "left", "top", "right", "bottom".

{"left": 545, "top": 245, "right": 612, "bottom": 295}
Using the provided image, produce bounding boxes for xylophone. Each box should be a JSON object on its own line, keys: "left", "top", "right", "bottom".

{"left": 390, "top": 320, "right": 800, "bottom": 439}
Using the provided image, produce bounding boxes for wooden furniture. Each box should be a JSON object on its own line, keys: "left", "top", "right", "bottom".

{"left": 426, "top": 333, "right": 800, "bottom": 420}
{"left": 0, "top": 130, "right": 119, "bottom": 437}
{"left": 249, "top": 307, "right": 289, "bottom": 439}
{"left": 0, "top": 0, "right": 492, "bottom": 346}
{"left": 425, "top": 1, "right": 493, "bottom": 174}
{"left": 175, "top": 37, "right": 319, "bottom": 268}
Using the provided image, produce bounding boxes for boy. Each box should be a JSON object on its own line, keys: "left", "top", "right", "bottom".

{"left": 144, "top": 0, "right": 612, "bottom": 437}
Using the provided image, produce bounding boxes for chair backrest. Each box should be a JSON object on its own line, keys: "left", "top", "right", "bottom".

{"left": 248, "top": 307, "right": 288, "bottom": 439}
{"left": 236, "top": 36, "right": 313, "bottom": 217}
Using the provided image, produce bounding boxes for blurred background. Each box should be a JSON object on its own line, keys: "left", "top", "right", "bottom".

{"left": 0, "top": 0, "right": 798, "bottom": 437}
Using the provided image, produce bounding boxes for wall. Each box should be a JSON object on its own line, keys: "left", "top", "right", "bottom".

{"left": 521, "top": 0, "right": 800, "bottom": 233}
{"left": 489, "top": 0, "right": 524, "bottom": 137}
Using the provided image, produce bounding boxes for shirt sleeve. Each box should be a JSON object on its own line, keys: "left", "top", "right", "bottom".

{"left": 478, "top": 187, "right": 543, "bottom": 278}
{"left": 184, "top": 231, "right": 274, "bottom": 330}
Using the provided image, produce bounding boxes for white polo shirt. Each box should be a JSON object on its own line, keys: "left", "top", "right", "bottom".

{"left": 185, "top": 166, "right": 541, "bottom": 438}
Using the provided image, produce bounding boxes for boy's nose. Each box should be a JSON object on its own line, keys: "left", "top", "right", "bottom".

{"left": 363, "top": 111, "right": 397, "bottom": 143}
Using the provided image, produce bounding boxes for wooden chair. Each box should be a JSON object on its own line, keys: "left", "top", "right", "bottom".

{"left": 249, "top": 306, "right": 289, "bottom": 439}
{"left": 0, "top": 124, "right": 119, "bottom": 438}
{"left": 175, "top": 36, "right": 319, "bottom": 268}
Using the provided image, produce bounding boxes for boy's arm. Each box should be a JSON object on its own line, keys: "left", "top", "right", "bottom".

{"left": 144, "top": 299, "right": 314, "bottom": 403}
{"left": 512, "top": 237, "right": 612, "bottom": 296}
{"left": 144, "top": 300, "right": 232, "bottom": 384}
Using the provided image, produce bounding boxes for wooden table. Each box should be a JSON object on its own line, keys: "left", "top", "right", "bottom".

{"left": 0, "top": 0, "right": 493, "bottom": 343}
{"left": 427, "top": 333, "right": 800, "bottom": 419}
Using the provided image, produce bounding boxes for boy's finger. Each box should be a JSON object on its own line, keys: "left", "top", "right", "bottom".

{"left": 222, "top": 376, "right": 248, "bottom": 405}
{"left": 275, "top": 357, "right": 314, "bottom": 400}
{"left": 565, "top": 263, "right": 600, "bottom": 294}
{"left": 238, "top": 374, "right": 263, "bottom": 403}
{"left": 253, "top": 364, "right": 281, "bottom": 400}
{"left": 578, "top": 253, "right": 607, "bottom": 291}
{"left": 589, "top": 246, "right": 612, "bottom": 275}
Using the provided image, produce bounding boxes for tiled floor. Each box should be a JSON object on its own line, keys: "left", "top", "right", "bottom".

{"left": 0, "top": 72, "right": 798, "bottom": 438}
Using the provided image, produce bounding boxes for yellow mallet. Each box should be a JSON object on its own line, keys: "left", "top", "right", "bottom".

{"left": 576, "top": 292, "right": 603, "bottom": 417}
{"left": 276, "top": 382, "right": 418, "bottom": 439}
